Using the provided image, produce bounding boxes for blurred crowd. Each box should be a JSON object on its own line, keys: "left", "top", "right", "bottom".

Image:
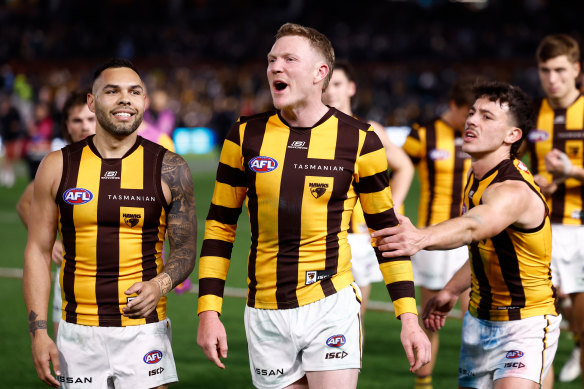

{"left": 1, "top": 0, "right": 583, "bottom": 186}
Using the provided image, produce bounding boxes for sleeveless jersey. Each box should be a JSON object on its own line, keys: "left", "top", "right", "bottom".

{"left": 527, "top": 95, "right": 584, "bottom": 224}
{"left": 465, "top": 159, "right": 558, "bottom": 321}
{"left": 57, "top": 135, "right": 169, "bottom": 327}
{"left": 198, "top": 108, "right": 416, "bottom": 317}
{"left": 403, "top": 118, "right": 472, "bottom": 227}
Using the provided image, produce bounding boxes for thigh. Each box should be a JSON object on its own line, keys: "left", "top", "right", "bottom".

{"left": 56, "top": 321, "right": 112, "bottom": 389}
{"left": 301, "top": 284, "right": 362, "bottom": 372}
{"left": 245, "top": 307, "right": 304, "bottom": 389}
{"left": 306, "top": 368, "right": 359, "bottom": 389}
{"left": 458, "top": 313, "right": 493, "bottom": 389}
{"left": 108, "top": 319, "right": 178, "bottom": 389}
{"left": 551, "top": 225, "right": 584, "bottom": 294}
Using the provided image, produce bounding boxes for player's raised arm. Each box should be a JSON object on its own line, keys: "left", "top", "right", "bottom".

{"left": 23, "top": 151, "right": 63, "bottom": 387}
{"left": 123, "top": 150, "right": 197, "bottom": 318}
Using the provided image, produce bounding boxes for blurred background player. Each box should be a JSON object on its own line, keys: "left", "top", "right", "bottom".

{"left": 401, "top": 76, "right": 477, "bottom": 389}
{"left": 525, "top": 33, "right": 584, "bottom": 385}
{"left": 0, "top": 95, "right": 25, "bottom": 187}
{"left": 322, "top": 60, "right": 414, "bottom": 320}
{"left": 16, "top": 88, "right": 96, "bottom": 338}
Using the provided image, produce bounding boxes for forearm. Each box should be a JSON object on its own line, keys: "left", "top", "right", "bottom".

{"left": 567, "top": 165, "right": 584, "bottom": 182}
{"left": 23, "top": 246, "right": 52, "bottom": 337}
{"left": 422, "top": 216, "right": 477, "bottom": 251}
{"left": 389, "top": 169, "right": 413, "bottom": 210}
{"left": 442, "top": 259, "right": 471, "bottom": 296}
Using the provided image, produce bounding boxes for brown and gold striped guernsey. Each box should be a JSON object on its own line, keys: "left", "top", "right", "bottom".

{"left": 198, "top": 108, "right": 416, "bottom": 317}
{"left": 57, "top": 135, "right": 169, "bottom": 327}
{"left": 403, "top": 118, "right": 472, "bottom": 227}
{"left": 527, "top": 95, "right": 584, "bottom": 225}
{"left": 465, "top": 159, "right": 558, "bottom": 321}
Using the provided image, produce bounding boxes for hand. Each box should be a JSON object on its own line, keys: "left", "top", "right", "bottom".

{"left": 533, "top": 174, "right": 558, "bottom": 197}
{"left": 399, "top": 312, "right": 431, "bottom": 373}
{"left": 122, "top": 281, "right": 162, "bottom": 318}
{"left": 545, "top": 149, "right": 572, "bottom": 179}
{"left": 197, "top": 311, "right": 228, "bottom": 369}
{"left": 422, "top": 289, "right": 458, "bottom": 332}
{"left": 31, "top": 331, "right": 61, "bottom": 387}
{"left": 51, "top": 240, "right": 63, "bottom": 266}
{"left": 371, "top": 214, "right": 426, "bottom": 257}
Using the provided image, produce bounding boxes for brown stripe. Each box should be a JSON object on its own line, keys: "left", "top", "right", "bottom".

{"left": 363, "top": 208, "right": 398, "bottom": 231}
{"left": 360, "top": 128, "right": 384, "bottom": 156}
{"left": 96, "top": 159, "right": 122, "bottom": 327}
{"left": 321, "top": 119, "right": 360, "bottom": 297}
{"left": 241, "top": 115, "right": 270, "bottom": 306}
{"left": 551, "top": 108, "right": 567, "bottom": 223}
{"left": 216, "top": 162, "right": 246, "bottom": 187}
{"left": 492, "top": 230, "right": 525, "bottom": 321}
{"left": 425, "top": 121, "right": 437, "bottom": 226}
{"left": 59, "top": 143, "right": 83, "bottom": 324}
{"left": 207, "top": 203, "right": 242, "bottom": 225}
{"left": 198, "top": 277, "right": 226, "bottom": 298}
{"left": 142, "top": 142, "right": 164, "bottom": 324}
{"left": 386, "top": 280, "right": 415, "bottom": 301}
{"left": 357, "top": 171, "right": 390, "bottom": 193}
{"left": 450, "top": 130, "right": 465, "bottom": 218}
{"left": 201, "top": 239, "right": 234, "bottom": 259}
{"left": 275, "top": 128, "right": 306, "bottom": 308}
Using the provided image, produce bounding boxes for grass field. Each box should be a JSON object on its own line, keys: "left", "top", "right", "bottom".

{"left": 0, "top": 154, "right": 581, "bottom": 388}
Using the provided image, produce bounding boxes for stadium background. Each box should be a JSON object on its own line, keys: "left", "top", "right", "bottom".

{"left": 1, "top": 0, "right": 583, "bottom": 387}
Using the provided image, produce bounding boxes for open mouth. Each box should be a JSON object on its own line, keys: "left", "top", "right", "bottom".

{"left": 274, "top": 81, "right": 288, "bottom": 91}
{"left": 112, "top": 110, "right": 135, "bottom": 120}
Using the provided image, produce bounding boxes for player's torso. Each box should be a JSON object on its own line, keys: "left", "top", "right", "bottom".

{"left": 240, "top": 109, "right": 368, "bottom": 308}
{"left": 464, "top": 159, "right": 557, "bottom": 321}
{"left": 56, "top": 136, "right": 169, "bottom": 326}
{"left": 405, "top": 119, "right": 471, "bottom": 227}
{"left": 528, "top": 96, "right": 584, "bottom": 224}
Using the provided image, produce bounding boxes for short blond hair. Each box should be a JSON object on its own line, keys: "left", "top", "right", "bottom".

{"left": 275, "top": 23, "right": 335, "bottom": 90}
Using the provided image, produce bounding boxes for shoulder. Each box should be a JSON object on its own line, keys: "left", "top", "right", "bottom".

{"left": 35, "top": 150, "right": 63, "bottom": 195}
{"left": 162, "top": 150, "right": 189, "bottom": 170}
{"left": 237, "top": 110, "right": 277, "bottom": 125}
{"left": 332, "top": 109, "right": 370, "bottom": 132}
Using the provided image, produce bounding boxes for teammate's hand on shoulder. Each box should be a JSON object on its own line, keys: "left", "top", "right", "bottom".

{"left": 31, "top": 331, "right": 60, "bottom": 387}
{"left": 398, "top": 312, "right": 431, "bottom": 373}
{"left": 197, "top": 311, "right": 228, "bottom": 369}
{"left": 122, "top": 281, "right": 162, "bottom": 319}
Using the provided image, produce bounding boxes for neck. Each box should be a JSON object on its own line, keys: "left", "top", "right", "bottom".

{"left": 280, "top": 100, "right": 329, "bottom": 128}
{"left": 93, "top": 127, "right": 138, "bottom": 158}
{"left": 548, "top": 88, "right": 580, "bottom": 109}
{"left": 336, "top": 100, "right": 353, "bottom": 117}
{"left": 470, "top": 147, "right": 511, "bottom": 179}
{"left": 441, "top": 110, "right": 461, "bottom": 131}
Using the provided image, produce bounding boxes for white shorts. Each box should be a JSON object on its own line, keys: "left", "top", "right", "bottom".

{"left": 458, "top": 312, "right": 560, "bottom": 388}
{"left": 56, "top": 318, "right": 178, "bottom": 388}
{"left": 244, "top": 284, "right": 362, "bottom": 389}
{"left": 412, "top": 247, "right": 468, "bottom": 290}
{"left": 348, "top": 233, "right": 383, "bottom": 287}
{"left": 53, "top": 266, "right": 62, "bottom": 325}
{"left": 550, "top": 224, "right": 584, "bottom": 294}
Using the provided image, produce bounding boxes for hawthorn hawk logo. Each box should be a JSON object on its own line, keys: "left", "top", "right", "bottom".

{"left": 123, "top": 213, "right": 141, "bottom": 228}
{"left": 309, "top": 182, "right": 329, "bottom": 198}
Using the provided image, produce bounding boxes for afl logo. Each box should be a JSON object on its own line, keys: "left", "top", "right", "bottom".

{"left": 506, "top": 350, "right": 524, "bottom": 359}
{"left": 143, "top": 350, "right": 163, "bottom": 364}
{"left": 326, "top": 334, "right": 346, "bottom": 348}
{"left": 429, "top": 149, "right": 450, "bottom": 161}
{"left": 249, "top": 156, "right": 278, "bottom": 173}
{"left": 516, "top": 160, "right": 530, "bottom": 174}
{"left": 63, "top": 188, "right": 93, "bottom": 205}
{"left": 528, "top": 130, "right": 549, "bottom": 143}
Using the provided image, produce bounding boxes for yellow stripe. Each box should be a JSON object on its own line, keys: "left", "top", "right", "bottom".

{"left": 121, "top": 145, "right": 143, "bottom": 189}
{"left": 219, "top": 138, "right": 244, "bottom": 170}
{"left": 198, "top": 294, "right": 224, "bottom": 315}
{"left": 393, "top": 297, "right": 418, "bottom": 317}
{"left": 358, "top": 147, "right": 387, "bottom": 177}
{"left": 359, "top": 191, "right": 392, "bottom": 215}
{"left": 211, "top": 182, "right": 247, "bottom": 208}
{"left": 379, "top": 260, "right": 414, "bottom": 284}
{"left": 199, "top": 256, "right": 231, "bottom": 279}
{"left": 204, "top": 219, "right": 237, "bottom": 243}
{"left": 307, "top": 116, "right": 338, "bottom": 160}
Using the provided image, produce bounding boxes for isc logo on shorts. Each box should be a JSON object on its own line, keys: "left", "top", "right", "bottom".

{"left": 249, "top": 156, "right": 278, "bottom": 173}
{"left": 63, "top": 188, "right": 93, "bottom": 205}
{"left": 143, "top": 350, "right": 163, "bottom": 364}
{"left": 326, "top": 334, "right": 346, "bottom": 348}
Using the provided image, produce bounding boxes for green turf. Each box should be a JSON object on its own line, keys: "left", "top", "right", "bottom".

{"left": 1, "top": 156, "right": 583, "bottom": 388}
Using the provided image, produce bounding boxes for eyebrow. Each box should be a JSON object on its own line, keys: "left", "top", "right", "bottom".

{"left": 102, "top": 84, "right": 144, "bottom": 91}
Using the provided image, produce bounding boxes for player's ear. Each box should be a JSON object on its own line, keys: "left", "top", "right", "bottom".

{"left": 314, "top": 62, "right": 329, "bottom": 86}
{"left": 87, "top": 93, "right": 96, "bottom": 113}
{"left": 505, "top": 127, "right": 522, "bottom": 144}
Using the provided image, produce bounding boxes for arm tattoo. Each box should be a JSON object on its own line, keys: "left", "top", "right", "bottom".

{"left": 161, "top": 152, "right": 197, "bottom": 289}
{"left": 28, "top": 310, "right": 47, "bottom": 337}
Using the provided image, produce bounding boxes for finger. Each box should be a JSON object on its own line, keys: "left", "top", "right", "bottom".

{"left": 125, "top": 282, "right": 142, "bottom": 296}
{"left": 218, "top": 335, "right": 228, "bottom": 359}
{"left": 402, "top": 341, "right": 415, "bottom": 369}
{"left": 205, "top": 343, "right": 225, "bottom": 369}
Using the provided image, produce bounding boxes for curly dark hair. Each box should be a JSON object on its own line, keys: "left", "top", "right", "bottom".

{"left": 61, "top": 88, "right": 91, "bottom": 143}
{"left": 472, "top": 81, "right": 535, "bottom": 159}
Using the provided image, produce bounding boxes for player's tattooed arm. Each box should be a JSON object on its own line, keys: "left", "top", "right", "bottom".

{"left": 157, "top": 151, "right": 197, "bottom": 294}
{"left": 28, "top": 311, "right": 47, "bottom": 337}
